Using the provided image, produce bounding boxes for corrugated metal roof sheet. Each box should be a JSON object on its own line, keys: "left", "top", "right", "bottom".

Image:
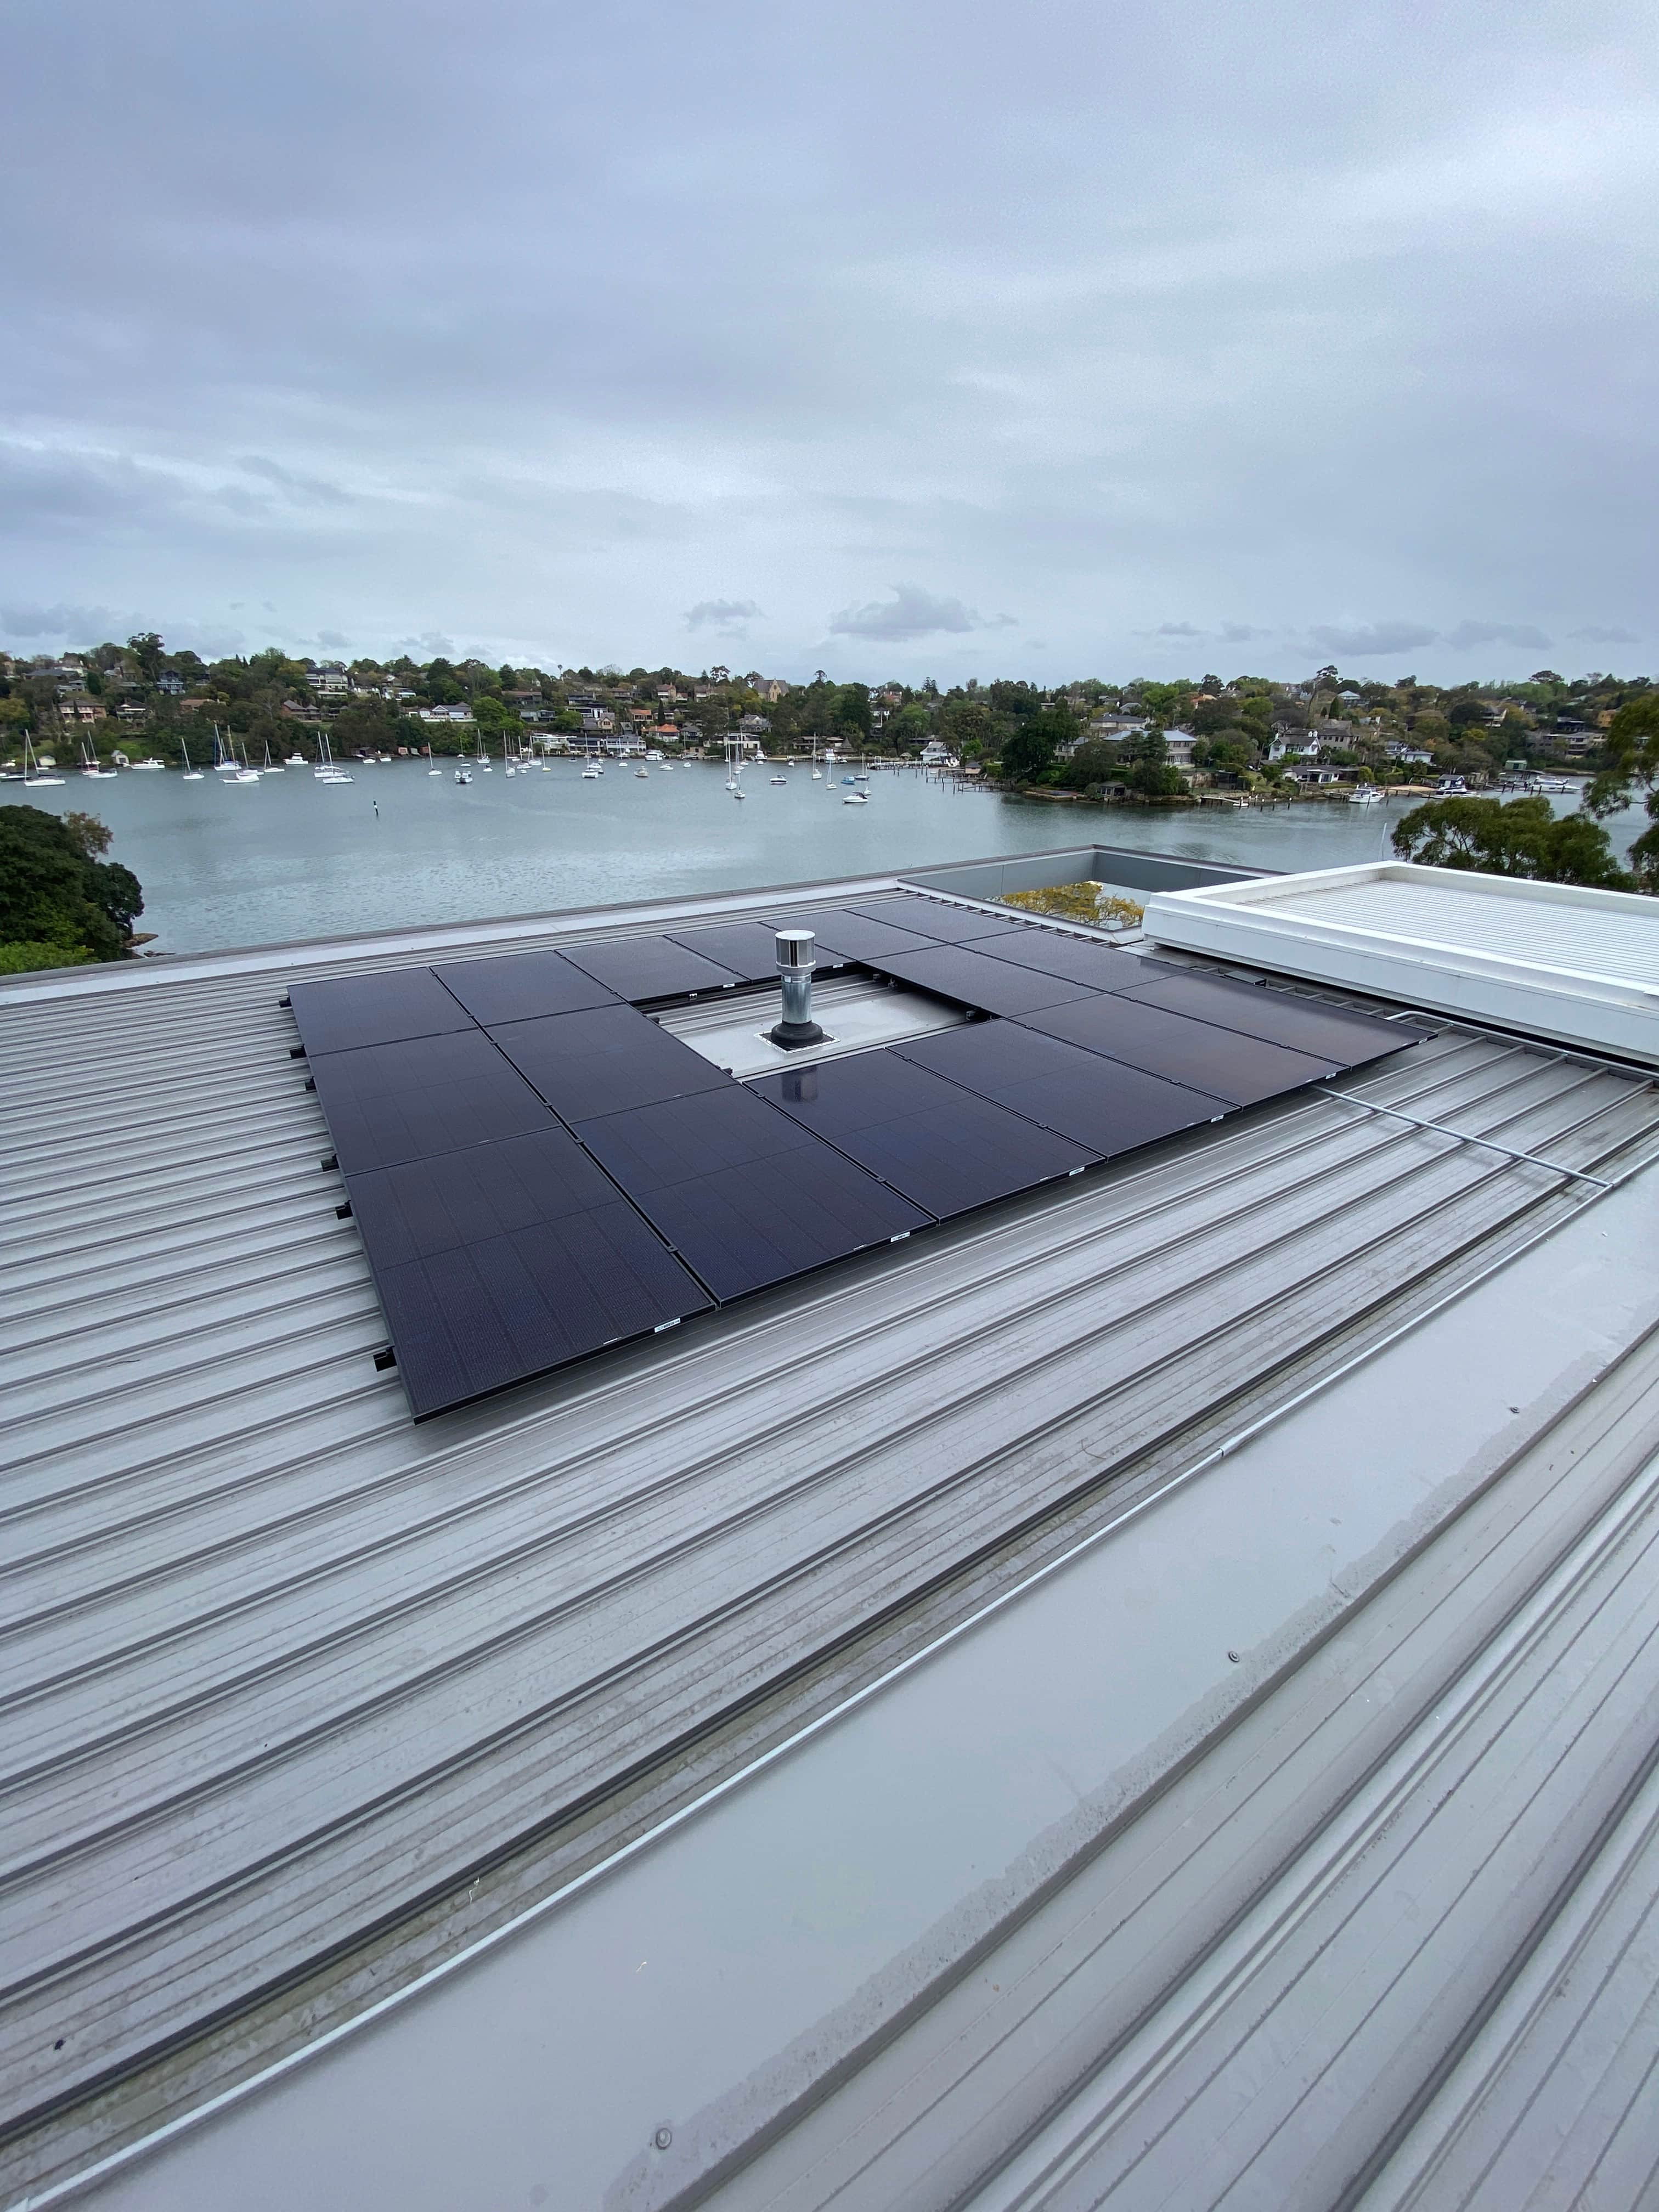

{"left": 5, "top": 879, "right": 1659, "bottom": 2206}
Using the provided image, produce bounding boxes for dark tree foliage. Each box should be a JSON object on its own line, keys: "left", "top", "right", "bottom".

{"left": 998, "top": 720, "right": 1059, "bottom": 783}
{"left": 0, "top": 805, "right": 145, "bottom": 963}
{"left": 1391, "top": 796, "right": 1633, "bottom": 889}
{"left": 1584, "top": 696, "right": 1659, "bottom": 888}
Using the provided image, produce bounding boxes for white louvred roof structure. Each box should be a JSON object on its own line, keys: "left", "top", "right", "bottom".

{"left": 1142, "top": 861, "right": 1659, "bottom": 1065}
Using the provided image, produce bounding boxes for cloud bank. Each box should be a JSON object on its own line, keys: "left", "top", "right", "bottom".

{"left": 828, "top": 585, "right": 1015, "bottom": 643}
{"left": 1, "top": 0, "right": 1654, "bottom": 679}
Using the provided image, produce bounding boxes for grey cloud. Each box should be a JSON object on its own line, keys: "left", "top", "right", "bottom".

{"left": 0, "top": 0, "right": 1654, "bottom": 681}
{"left": 237, "top": 456, "right": 352, "bottom": 506}
{"left": 0, "top": 600, "right": 130, "bottom": 640}
{"left": 1152, "top": 621, "right": 1202, "bottom": 638}
{"left": 1306, "top": 621, "right": 1441, "bottom": 657}
{"left": 830, "top": 585, "right": 1015, "bottom": 643}
{"left": 685, "top": 599, "right": 761, "bottom": 630}
{"left": 1442, "top": 620, "right": 1551, "bottom": 651}
{"left": 314, "top": 629, "right": 351, "bottom": 649}
{"left": 1572, "top": 624, "right": 1641, "bottom": 645}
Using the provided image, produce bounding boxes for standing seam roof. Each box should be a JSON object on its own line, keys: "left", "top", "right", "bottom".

{"left": 4, "top": 893, "right": 1659, "bottom": 2205}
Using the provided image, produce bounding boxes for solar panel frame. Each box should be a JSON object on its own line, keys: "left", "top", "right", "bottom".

{"left": 343, "top": 1128, "right": 625, "bottom": 1268}
{"left": 289, "top": 968, "right": 477, "bottom": 1057}
{"left": 309, "top": 1030, "right": 561, "bottom": 1174}
{"left": 1115, "top": 972, "right": 1425, "bottom": 1066}
{"left": 616, "top": 1147, "right": 932, "bottom": 1301}
{"left": 893, "top": 1020, "right": 1228, "bottom": 1154}
{"left": 559, "top": 934, "right": 748, "bottom": 1001}
{"left": 1014, "top": 992, "right": 1342, "bottom": 1104}
{"left": 574, "top": 1085, "right": 818, "bottom": 1194}
{"left": 374, "top": 1205, "right": 712, "bottom": 1419}
{"left": 863, "top": 945, "right": 1104, "bottom": 1017}
{"left": 489, "top": 1004, "right": 736, "bottom": 1123}
{"left": 432, "top": 949, "right": 625, "bottom": 1026}
{"left": 847, "top": 899, "right": 1029, "bottom": 945}
{"left": 764, "top": 907, "right": 939, "bottom": 962}
{"left": 663, "top": 921, "right": 802, "bottom": 983}
{"left": 953, "top": 929, "right": 1186, "bottom": 992}
{"left": 751, "top": 1048, "right": 1099, "bottom": 1218}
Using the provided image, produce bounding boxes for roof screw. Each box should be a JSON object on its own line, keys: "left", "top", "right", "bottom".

{"left": 653, "top": 2127, "right": 673, "bottom": 2152}
{"left": 1227, "top": 1650, "right": 1240, "bottom": 1663}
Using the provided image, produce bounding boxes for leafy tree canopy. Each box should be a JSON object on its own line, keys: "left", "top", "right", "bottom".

{"left": 1584, "top": 695, "right": 1659, "bottom": 886}
{"left": 0, "top": 805, "right": 144, "bottom": 963}
{"left": 1391, "top": 795, "right": 1633, "bottom": 889}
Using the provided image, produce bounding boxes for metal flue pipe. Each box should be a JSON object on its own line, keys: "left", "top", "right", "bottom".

{"left": 769, "top": 928, "right": 825, "bottom": 1048}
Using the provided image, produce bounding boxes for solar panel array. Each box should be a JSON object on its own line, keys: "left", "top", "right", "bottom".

{"left": 289, "top": 894, "right": 1424, "bottom": 1417}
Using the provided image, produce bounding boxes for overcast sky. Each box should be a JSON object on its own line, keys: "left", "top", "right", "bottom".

{"left": 3, "top": 0, "right": 1654, "bottom": 684}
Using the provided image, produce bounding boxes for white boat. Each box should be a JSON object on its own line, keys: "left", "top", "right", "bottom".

{"left": 634, "top": 767, "right": 648, "bottom": 780}
{"left": 22, "top": 737, "right": 64, "bottom": 787}
{"left": 580, "top": 765, "right": 601, "bottom": 781}
{"left": 286, "top": 753, "right": 307, "bottom": 768}
{"left": 843, "top": 791, "right": 868, "bottom": 805}
{"left": 770, "top": 774, "right": 787, "bottom": 786}
{"left": 180, "top": 736, "right": 204, "bottom": 782}
{"left": 428, "top": 766, "right": 442, "bottom": 776}
{"left": 129, "top": 757, "right": 164, "bottom": 771}
{"left": 1347, "top": 787, "right": 1385, "bottom": 805}
{"left": 454, "top": 767, "right": 472, "bottom": 785}
{"left": 313, "top": 733, "right": 352, "bottom": 782}
{"left": 80, "top": 740, "right": 116, "bottom": 780}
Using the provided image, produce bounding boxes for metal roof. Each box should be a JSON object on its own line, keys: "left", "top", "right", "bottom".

{"left": 5, "top": 866, "right": 1659, "bottom": 2208}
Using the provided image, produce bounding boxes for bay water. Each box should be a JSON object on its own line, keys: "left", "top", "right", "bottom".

{"left": 10, "top": 758, "right": 1628, "bottom": 956}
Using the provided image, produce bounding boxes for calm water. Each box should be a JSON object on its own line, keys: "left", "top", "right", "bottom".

{"left": 11, "top": 759, "right": 1627, "bottom": 955}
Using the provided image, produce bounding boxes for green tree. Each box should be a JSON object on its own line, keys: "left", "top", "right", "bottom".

{"left": 831, "top": 683, "right": 872, "bottom": 741}
{"left": 887, "top": 702, "right": 932, "bottom": 751}
{"left": 1125, "top": 725, "right": 1187, "bottom": 799}
{"left": 0, "top": 805, "right": 144, "bottom": 962}
{"left": 998, "top": 721, "right": 1059, "bottom": 784}
{"left": 1391, "top": 795, "right": 1634, "bottom": 888}
{"left": 1584, "top": 696, "right": 1659, "bottom": 887}
{"left": 126, "top": 632, "right": 166, "bottom": 683}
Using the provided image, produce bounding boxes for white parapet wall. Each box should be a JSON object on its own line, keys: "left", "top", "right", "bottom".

{"left": 1142, "top": 861, "right": 1659, "bottom": 1066}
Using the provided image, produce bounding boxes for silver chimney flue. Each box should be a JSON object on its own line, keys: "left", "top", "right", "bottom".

{"left": 769, "top": 928, "right": 825, "bottom": 1048}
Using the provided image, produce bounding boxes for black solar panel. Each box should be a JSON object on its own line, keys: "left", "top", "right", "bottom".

{"left": 434, "top": 949, "right": 624, "bottom": 1025}
{"left": 893, "top": 1020, "right": 1227, "bottom": 1154}
{"left": 374, "top": 1206, "right": 711, "bottom": 1418}
{"left": 289, "top": 968, "right": 476, "bottom": 1057}
{"left": 489, "top": 1004, "right": 733, "bottom": 1122}
{"left": 574, "top": 1085, "right": 814, "bottom": 1193}
{"left": 766, "top": 908, "right": 938, "bottom": 961}
{"left": 310, "top": 1030, "right": 560, "bottom": 1173}
{"left": 664, "top": 921, "right": 800, "bottom": 983}
{"left": 753, "top": 1049, "right": 1098, "bottom": 1218}
{"left": 298, "top": 909, "right": 1422, "bottom": 1421}
{"left": 1015, "top": 994, "right": 1341, "bottom": 1104}
{"left": 343, "top": 1128, "right": 623, "bottom": 1267}
{"left": 849, "top": 899, "right": 1024, "bottom": 945}
{"left": 866, "top": 945, "right": 1102, "bottom": 1017}
{"left": 616, "top": 1149, "right": 930, "bottom": 1300}
{"left": 1117, "top": 973, "right": 1422, "bottom": 1066}
{"left": 957, "top": 929, "right": 1184, "bottom": 992}
{"left": 560, "top": 934, "right": 746, "bottom": 1001}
